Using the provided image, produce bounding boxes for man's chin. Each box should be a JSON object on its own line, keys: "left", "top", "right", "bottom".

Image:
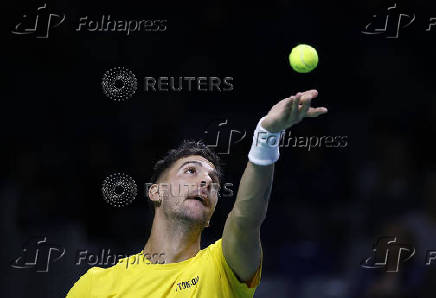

{"left": 164, "top": 201, "right": 211, "bottom": 227}
{"left": 186, "top": 214, "right": 208, "bottom": 226}
{"left": 176, "top": 210, "right": 209, "bottom": 227}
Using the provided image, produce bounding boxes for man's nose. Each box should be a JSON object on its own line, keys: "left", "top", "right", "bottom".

{"left": 200, "top": 180, "right": 210, "bottom": 189}
{"left": 199, "top": 174, "right": 213, "bottom": 189}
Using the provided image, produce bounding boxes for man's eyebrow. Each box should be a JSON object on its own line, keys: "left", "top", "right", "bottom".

{"left": 177, "top": 160, "right": 203, "bottom": 170}
{"left": 177, "top": 160, "right": 219, "bottom": 181}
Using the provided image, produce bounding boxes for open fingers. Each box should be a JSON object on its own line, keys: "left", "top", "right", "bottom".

{"left": 298, "top": 91, "right": 316, "bottom": 117}
{"left": 306, "top": 107, "right": 328, "bottom": 117}
{"left": 291, "top": 93, "right": 301, "bottom": 119}
{"left": 297, "top": 90, "right": 326, "bottom": 118}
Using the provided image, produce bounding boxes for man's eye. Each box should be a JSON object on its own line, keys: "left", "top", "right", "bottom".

{"left": 185, "top": 167, "right": 196, "bottom": 174}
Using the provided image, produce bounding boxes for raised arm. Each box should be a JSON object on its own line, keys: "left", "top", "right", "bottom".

{"left": 222, "top": 89, "right": 327, "bottom": 284}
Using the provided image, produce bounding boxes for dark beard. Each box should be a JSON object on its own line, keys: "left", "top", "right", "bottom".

{"left": 168, "top": 208, "right": 209, "bottom": 231}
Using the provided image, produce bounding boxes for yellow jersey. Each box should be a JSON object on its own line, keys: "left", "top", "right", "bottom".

{"left": 66, "top": 238, "right": 262, "bottom": 297}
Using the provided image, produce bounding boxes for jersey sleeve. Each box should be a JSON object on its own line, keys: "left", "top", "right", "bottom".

{"left": 66, "top": 267, "right": 97, "bottom": 297}
{"left": 208, "top": 238, "right": 263, "bottom": 297}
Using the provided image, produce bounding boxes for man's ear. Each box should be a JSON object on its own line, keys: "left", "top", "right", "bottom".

{"left": 148, "top": 184, "right": 161, "bottom": 205}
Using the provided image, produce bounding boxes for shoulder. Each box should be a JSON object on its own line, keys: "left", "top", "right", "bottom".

{"left": 66, "top": 252, "right": 144, "bottom": 297}
{"left": 202, "top": 238, "right": 224, "bottom": 261}
{"left": 205, "top": 238, "right": 263, "bottom": 291}
{"left": 205, "top": 238, "right": 223, "bottom": 251}
{"left": 66, "top": 267, "right": 104, "bottom": 297}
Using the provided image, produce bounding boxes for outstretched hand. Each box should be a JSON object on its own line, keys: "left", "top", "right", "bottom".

{"left": 260, "top": 90, "right": 328, "bottom": 133}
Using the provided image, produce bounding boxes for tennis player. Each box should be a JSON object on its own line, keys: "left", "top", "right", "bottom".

{"left": 67, "top": 89, "right": 327, "bottom": 297}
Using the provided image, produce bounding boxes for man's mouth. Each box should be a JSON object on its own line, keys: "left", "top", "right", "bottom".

{"left": 186, "top": 194, "right": 209, "bottom": 207}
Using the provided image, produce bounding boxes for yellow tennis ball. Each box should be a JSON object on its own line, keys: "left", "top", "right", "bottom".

{"left": 289, "top": 44, "right": 318, "bottom": 73}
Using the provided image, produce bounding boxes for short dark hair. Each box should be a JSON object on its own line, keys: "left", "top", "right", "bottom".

{"left": 146, "top": 140, "right": 223, "bottom": 213}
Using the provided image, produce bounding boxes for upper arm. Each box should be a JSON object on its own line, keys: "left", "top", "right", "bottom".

{"left": 222, "top": 211, "right": 263, "bottom": 284}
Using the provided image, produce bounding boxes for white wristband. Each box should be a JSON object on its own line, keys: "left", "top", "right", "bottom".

{"left": 248, "top": 117, "right": 285, "bottom": 166}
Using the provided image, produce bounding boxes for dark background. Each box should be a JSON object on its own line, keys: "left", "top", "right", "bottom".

{"left": 2, "top": 0, "right": 436, "bottom": 297}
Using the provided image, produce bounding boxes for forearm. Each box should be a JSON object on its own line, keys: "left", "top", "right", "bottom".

{"left": 222, "top": 161, "right": 272, "bottom": 282}
{"left": 230, "top": 161, "right": 274, "bottom": 228}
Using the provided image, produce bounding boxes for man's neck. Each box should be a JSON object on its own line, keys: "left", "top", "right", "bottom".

{"left": 143, "top": 213, "right": 203, "bottom": 264}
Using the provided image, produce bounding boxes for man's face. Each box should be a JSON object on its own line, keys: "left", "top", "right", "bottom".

{"left": 157, "top": 155, "right": 220, "bottom": 226}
